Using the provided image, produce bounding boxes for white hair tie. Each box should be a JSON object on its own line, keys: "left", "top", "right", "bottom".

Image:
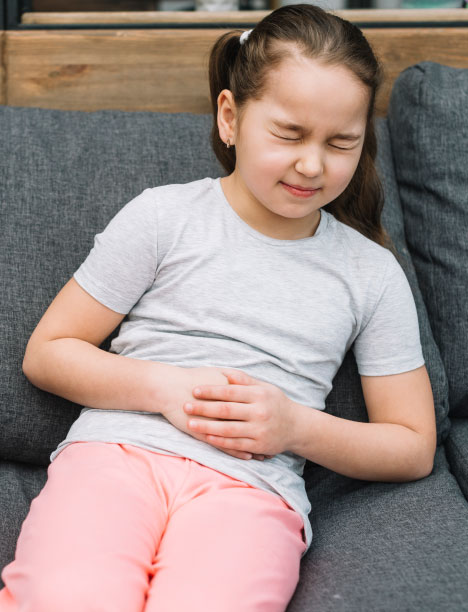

{"left": 240, "top": 29, "right": 253, "bottom": 45}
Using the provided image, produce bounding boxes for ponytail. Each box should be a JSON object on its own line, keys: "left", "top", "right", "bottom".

{"left": 208, "top": 32, "right": 243, "bottom": 174}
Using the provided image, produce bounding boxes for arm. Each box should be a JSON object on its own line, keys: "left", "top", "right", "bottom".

{"left": 23, "top": 277, "right": 257, "bottom": 460}
{"left": 183, "top": 365, "right": 437, "bottom": 481}
{"left": 289, "top": 365, "right": 437, "bottom": 481}
{"left": 22, "top": 277, "right": 168, "bottom": 413}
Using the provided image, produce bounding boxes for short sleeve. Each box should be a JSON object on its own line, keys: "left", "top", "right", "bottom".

{"left": 73, "top": 188, "right": 158, "bottom": 315}
{"left": 352, "top": 253, "right": 425, "bottom": 376}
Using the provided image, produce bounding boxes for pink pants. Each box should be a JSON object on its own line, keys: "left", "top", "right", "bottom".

{"left": 0, "top": 441, "right": 306, "bottom": 612}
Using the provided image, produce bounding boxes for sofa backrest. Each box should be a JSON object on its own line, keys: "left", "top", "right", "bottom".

{"left": 0, "top": 101, "right": 451, "bottom": 466}
{"left": 1, "top": 108, "right": 223, "bottom": 464}
{"left": 388, "top": 62, "right": 468, "bottom": 419}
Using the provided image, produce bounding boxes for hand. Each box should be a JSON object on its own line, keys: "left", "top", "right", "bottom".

{"left": 183, "top": 368, "right": 296, "bottom": 457}
{"left": 155, "top": 365, "right": 268, "bottom": 461}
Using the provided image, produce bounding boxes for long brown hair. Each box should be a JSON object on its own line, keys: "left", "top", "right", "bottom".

{"left": 208, "top": 3, "right": 396, "bottom": 253}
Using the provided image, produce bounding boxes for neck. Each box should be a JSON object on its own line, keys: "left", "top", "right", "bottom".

{"left": 220, "top": 174, "right": 321, "bottom": 241}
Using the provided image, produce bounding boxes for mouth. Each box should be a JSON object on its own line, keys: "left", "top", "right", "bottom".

{"left": 280, "top": 182, "right": 321, "bottom": 198}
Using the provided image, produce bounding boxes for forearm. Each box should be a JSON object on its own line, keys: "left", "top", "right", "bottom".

{"left": 22, "top": 338, "right": 170, "bottom": 413}
{"left": 289, "top": 402, "right": 433, "bottom": 482}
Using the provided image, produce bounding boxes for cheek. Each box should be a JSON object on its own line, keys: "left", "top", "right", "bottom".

{"left": 240, "top": 145, "right": 287, "bottom": 175}
{"left": 261, "top": 142, "right": 294, "bottom": 169}
{"left": 331, "top": 155, "right": 361, "bottom": 188}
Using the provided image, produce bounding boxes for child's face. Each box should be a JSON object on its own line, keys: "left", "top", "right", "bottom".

{"left": 220, "top": 53, "right": 370, "bottom": 239}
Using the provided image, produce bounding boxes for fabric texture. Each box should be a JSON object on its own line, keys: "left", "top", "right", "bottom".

{"left": 0, "top": 441, "right": 305, "bottom": 612}
{"left": 0, "top": 462, "right": 48, "bottom": 588}
{"left": 388, "top": 62, "right": 468, "bottom": 417}
{"left": 288, "top": 445, "right": 468, "bottom": 612}
{"left": 374, "top": 119, "right": 450, "bottom": 443}
{"left": 3, "top": 446, "right": 468, "bottom": 608}
{"left": 50, "top": 175, "right": 424, "bottom": 553}
{"left": 445, "top": 418, "right": 468, "bottom": 500}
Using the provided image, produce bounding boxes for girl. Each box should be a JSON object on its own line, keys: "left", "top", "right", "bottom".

{"left": 0, "top": 4, "right": 436, "bottom": 611}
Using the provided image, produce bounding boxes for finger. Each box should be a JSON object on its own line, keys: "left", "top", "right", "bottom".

{"left": 187, "top": 416, "right": 247, "bottom": 438}
{"left": 223, "top": 449, "right": 253, "bottom": 460}
{"left": 192, "top": 383, "right": 251, "bottom": 403}
{"left": 222, "top": 369, "right": 271, "bottom": 389}
{"left": 201, "top": 433, "right": 254, "bottom": 453}
{"left": 184, "top": 400, "right": 250, "bottom": 421}
{"left": 189, "top": 431, "right": 253, "bottom": 460}
{"left": 221, "top": 369, "right": 253, "bottom": 385}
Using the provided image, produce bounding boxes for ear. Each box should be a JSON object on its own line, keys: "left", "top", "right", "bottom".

{"left": 217, "top": 89, "right": 238, "bottom": 147}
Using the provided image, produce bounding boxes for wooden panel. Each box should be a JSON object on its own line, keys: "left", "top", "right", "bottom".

{"left": 21, "top": 8, "right": 468, "bottom": 25}
{"left": 367, "top": 28, "right": 468, "bottom": 116}
{"left": 22, "top": 10, "right": 272, "bottom": 24}
{"left": 0, "top": 32, "right": 5, "bottom": 106}
{"left": 4, "top": 27, "right": 468, "bottom": 114}
{"left": 5, "top": 29, "right": 214, "bottom": 113}
{"left": 31, "top": 0, "right": 156, "bottom": 10}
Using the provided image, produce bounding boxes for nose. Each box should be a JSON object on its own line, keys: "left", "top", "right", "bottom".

{"left": 294, "top": 145, "right": 324, "bottom": 178}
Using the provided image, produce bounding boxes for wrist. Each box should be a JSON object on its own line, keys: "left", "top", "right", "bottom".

{"left": 145, "top": 361, "right": 180, "bottom": 414}
{"left": 287, "top": 400, "right": 320, "bottom": 456}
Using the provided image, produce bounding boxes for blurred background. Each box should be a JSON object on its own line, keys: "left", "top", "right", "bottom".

{"left": 22, "top": 0, "right": 468, "bottom": 13}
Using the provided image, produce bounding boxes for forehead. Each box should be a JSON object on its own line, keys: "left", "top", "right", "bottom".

{"left": 254, "top": 53, "right": 369, "bottom": 132}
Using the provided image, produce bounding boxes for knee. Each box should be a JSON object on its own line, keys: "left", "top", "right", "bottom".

{"left": 18, "top": 567, "right": 118, "bottom": 612}
{"left": 3, "top": 556, "right": 147, "bottom": 612}
{"left": 25, "top": 570, "right": 91, "bottom": 612}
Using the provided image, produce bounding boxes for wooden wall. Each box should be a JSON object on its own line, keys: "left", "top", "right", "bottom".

{"left": 0, "top": 32, "right": 5, "bottom": 106}
{"left": 2, "top": 10, "right": 468, "bottom": 115}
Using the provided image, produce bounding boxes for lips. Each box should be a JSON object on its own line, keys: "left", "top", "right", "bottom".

{"left": 282, "top": 182, "right": 320, "bottom": 191}
{"left": 281, "top": 182, "right": 321, "bottom": 197}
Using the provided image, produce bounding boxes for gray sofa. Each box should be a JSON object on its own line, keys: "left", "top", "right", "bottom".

{"left": 1, "top": 61, "right": 467, "bottom": 611}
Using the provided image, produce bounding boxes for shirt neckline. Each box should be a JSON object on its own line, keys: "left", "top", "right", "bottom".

{"left": 211, "top": 176, "right": 329, "bottom": 247}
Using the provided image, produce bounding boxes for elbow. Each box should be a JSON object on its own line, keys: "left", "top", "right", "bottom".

{"left": 393, "top": 429, "right": 436, "bottom": 482}
{"left": 414, "top": 455, "right": 435, "bottom": 480}
{"left": 411, "top": 436, "right": 436, "bottom": 481}
{"left": 22, "top": 342, "right": 32, "bottom": 377}
{"left": 399, "top": 457, "right": 433, "bottom": 483}
{"left": 22, "top": 341, "right": 42, "bottom": 385}
{"left": 22, "top": 350, "right": 36, "bottom": 383}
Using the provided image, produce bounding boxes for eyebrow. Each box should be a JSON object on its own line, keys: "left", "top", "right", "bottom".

{"left": 272, "top": 120, "right": 362, "bottom": 140}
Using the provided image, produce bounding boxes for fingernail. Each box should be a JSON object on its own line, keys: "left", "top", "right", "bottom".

{"left": 185, "top": 403, "right": 193, "bottom": 413}
{"left": 193, "top": 388, "right": 201, "bottom": 396}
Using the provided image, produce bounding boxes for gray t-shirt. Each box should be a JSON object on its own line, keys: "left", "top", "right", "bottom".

{"left": 50, "top": 176, "right": 425, "bottom": 555}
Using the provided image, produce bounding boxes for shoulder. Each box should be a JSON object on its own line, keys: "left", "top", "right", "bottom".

{"left": 144, "top": 176, "right": 217, "bottom": 213}
{"left": 324, "top": 211, "right": 397, "bottom": 276}
{"left": 98, "top": 177, "right": 217, "bottom": 242}
{"left": 110, "top": 177, "right": 217, "bottom": 233}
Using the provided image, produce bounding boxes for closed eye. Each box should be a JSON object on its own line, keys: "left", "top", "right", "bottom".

{"left": 330, "top": 144, "right": 355, "bottom": 150}
{"left": 273, "top": 133, "right": 301, "bottom": 142}
{"left": 274, "top": 133, "right": 357, "bottom": 149}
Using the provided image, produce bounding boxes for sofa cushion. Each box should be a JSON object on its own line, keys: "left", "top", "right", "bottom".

{"left": 388, "top": 62, "right": 468, "bottom": 417}
{"left": 445, "top": 418, "right": 468, "bottom": 500}
{"left": 0, "top": 462, "right": 48, "bottom": 588}
{"left": 0, "top": 107, "right": 449, "bottom": 466}
{"left": 374, "top": 119, "right": 450, "bottom": 443}
{"left": 288, "top": 445, "right": 468, "bottom": 611}
{"left": 0, "top": 107, "right": 225, "bottom": 465}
